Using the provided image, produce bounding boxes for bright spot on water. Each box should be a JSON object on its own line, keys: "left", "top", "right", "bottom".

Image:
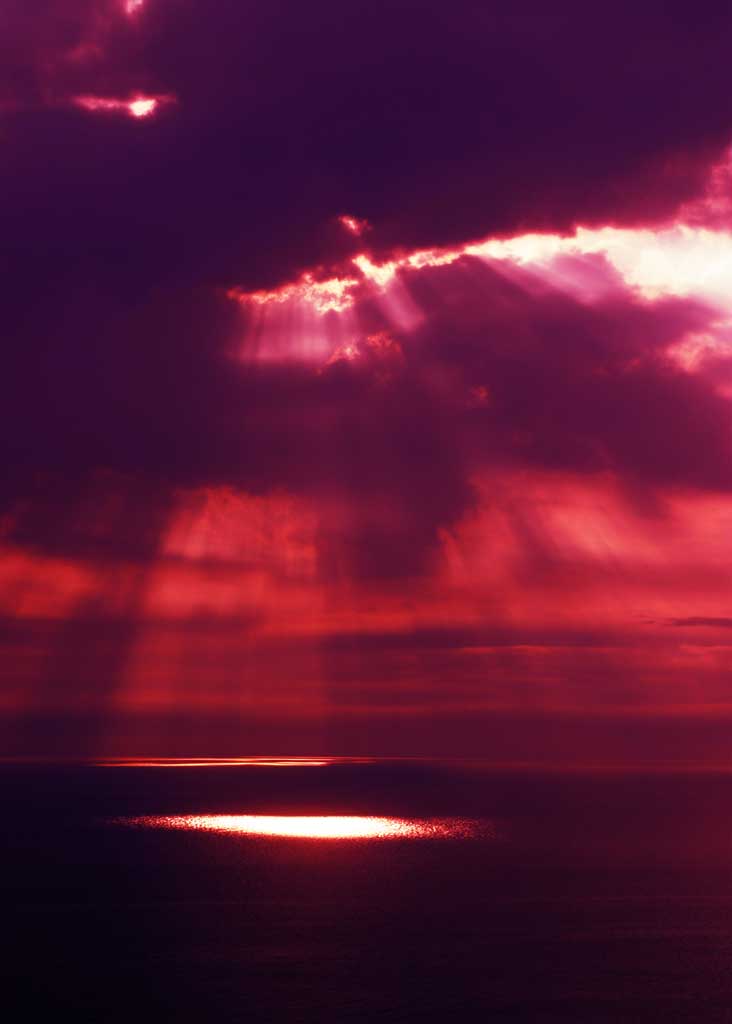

{"left": 123, "top": 814, "right": 476, "bottom": 840}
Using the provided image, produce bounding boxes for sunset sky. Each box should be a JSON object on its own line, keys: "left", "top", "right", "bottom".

{"left": 4, "top": 1, "right": 732, "bottom": 759}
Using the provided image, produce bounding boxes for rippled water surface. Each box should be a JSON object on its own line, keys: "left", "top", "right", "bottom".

{"left": 6, "top": 758, "right": 732, "bottom": 1022}
{"left": 123, "top": 811, "right": 477, "bottom": 839}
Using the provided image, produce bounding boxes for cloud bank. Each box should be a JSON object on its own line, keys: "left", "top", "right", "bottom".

{"left": 3, "top": 1, "right": 732, "bottom": 757}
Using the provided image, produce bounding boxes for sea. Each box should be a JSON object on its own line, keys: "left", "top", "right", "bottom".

{"left": 5, "top": 757, "right": 732, "bottom": 1022}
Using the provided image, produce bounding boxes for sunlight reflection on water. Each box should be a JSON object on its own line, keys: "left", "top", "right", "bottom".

{"left": 96, "top": 757, "right": 339, "bottom": 768}
{"left": 122, "top": 814, "right": 479, "bottom": 840}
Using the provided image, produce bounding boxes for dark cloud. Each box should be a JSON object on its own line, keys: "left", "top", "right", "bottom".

{"left": 3, "top": 1, "right": 732, "bottom": 578}
{"left": 3, "top": 250, "right": 732, "bottom": 578}
{"left": 3, "top": 1, "right": 732, "bottom": 297}
{"left": 403, "top": 256, "right": 732, "bottom": 492}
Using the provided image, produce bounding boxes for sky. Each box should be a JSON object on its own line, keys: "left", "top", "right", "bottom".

{"left": 3, "top": 0, "right": 732, "bottom": 759}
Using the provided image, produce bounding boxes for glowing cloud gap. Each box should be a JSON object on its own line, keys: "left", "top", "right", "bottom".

{"left": 128, "top": 99, "right": 157, "bottom": 118}
{"left": 338, "top": 214, "right": 369, "bottom": 236}
{"left": 123, "top": 814, "right": 476, "bottom": 839}
{"left": 73, "top": 94, "right": 173, "bottom": 119}
{"left": 236, "top": 225, "right": 732, "bottom": 313}
{"left": 228, "top": 274, "right": 360, "bottom": 315}
{"left": 229, "top": 182, "right": 732, "bottom": 366}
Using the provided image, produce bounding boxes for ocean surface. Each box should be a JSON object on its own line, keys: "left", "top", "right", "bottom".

{"left": 6, "top": 758, "right": 732, "bottom": 1022}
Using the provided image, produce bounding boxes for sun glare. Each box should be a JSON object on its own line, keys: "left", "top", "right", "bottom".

{"left": 128, "top": 98, "right": 157, "bottom": 118}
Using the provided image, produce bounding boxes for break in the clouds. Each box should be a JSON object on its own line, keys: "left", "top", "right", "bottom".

{"left": 3, "top": 2, "right": 732, "bottom": 758}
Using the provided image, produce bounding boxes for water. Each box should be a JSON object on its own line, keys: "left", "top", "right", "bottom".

{"left": 5, "top": 758, "right": 732, "bottom": 1021}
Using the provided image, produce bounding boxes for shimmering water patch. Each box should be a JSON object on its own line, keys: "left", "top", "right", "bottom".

{"left": 120, "top": 813, "right": 480, "bottom": 840}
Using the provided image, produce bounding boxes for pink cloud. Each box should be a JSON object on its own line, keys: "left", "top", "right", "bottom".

{"left": 72, "top": 92, "right": 172, "bottom": 117}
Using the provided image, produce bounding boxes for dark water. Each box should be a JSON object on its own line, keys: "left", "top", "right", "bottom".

{"left": 6, "top": 759, "right": 732, "bottom": 1022}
